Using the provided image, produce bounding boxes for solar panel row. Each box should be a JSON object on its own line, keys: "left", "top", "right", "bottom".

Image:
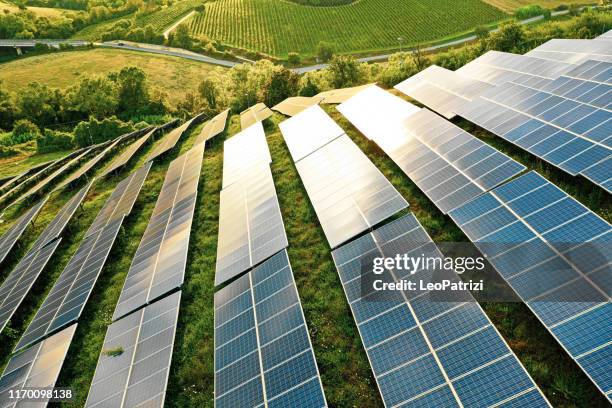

{"left": 113, "top": 142, "right": 204, "bottom": 320}
{"left": 101, "top": 128, "right": 156, "bottom": 177}
{"left": 0, "top": 160, "right": 55, "bottom": 194}
{"left": 0, "top": 198, "right": 47, "bottom": 266}
{"left": 146, "top": 113, "right": 203, "bottom": 162}
{"left": 525, "top": 39, "right": 612, "bottom": 64}
{"left": 85, "top": 162, "right": 152, "bottom": 238}
{"left": 0, "top": 324, "right": 77, "bottom": 408}
{"left": 240, "top": 103, "right": 273, "bottom": 129}
{"left": 448, "top": 171, "right": 611, "bottom": 400}
{"left": 331, "top": 213, "right": 550, "bottom": 407}
{"left": 315, "top": 83, "right": 376, "bottom": 104}
{"left": 56, "top": 138, "right": 122, "bottom": 190}
{"left": 194, "top": 109, "right": 230, "bottom": 145}
{"left": 596, "top": 29, "right": 612, "bottom": 40}
{"left": 457, "top": 81, "right": 611, "bottom": 192}
{"left": 214, "top": 250, "right": 326, "bottom": 408}
{"left": 222, "top": 122, "right": 271, "bottom": 188}
{"left": 272, "top": 96, "right": 324, "bottom": 117}
{"left": 86, "top": 291, "right": 181, "bottom": 408}
{"left": 280, "top": 105, "right": 408, "bottom": 248}
{"left": 0, "top": 183, "right": 92, "bottom": 334}
{"left": 215, "top": 163, "right": 288, "bottom": 286}
{"left": 338, "top": 86, "right": 525, "bottom": 213}
{"left": 395, "top": 65, "right": 494, "bottom": 119}
{"left": 15, "top": 216, "right": 125, "bottom": 352}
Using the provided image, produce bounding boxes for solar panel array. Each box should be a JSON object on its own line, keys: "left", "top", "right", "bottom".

{"left": 338, "top": 86, "right": 525, "bottom": 213}
{"left": 0, "top": 183, "right": 91, "bottom": 334}
{"left": 215, "top": 163, "right": 288, "bottom": 286}
{"left": 101, "top": 128, "right": 156, "bottom": 177}
{"left": 0, "top": 160, "right": 54, "bottom": 194}
{"left": 331, "top": 213, "right": 549, "bottom": 408}
{"left": 596, "top": 29, "right": 612, "bottom": 41}
{"left": 272, "top": 96, "right": 323, "bottom": 117}
{"left": 0, "top": 324, "right": 77, "bottom": 407}
{"left": 56, "top": 138, "right": 122, "bottom": 190}
{"left": 395, "top": 65, "right": 494, "bottom": 119}
{"left": 316, "top": 83, "right": 376, "bottom": 104}
{"left": 295, "top": 134, "right": 408, "bottom": 248}
{"left": 113, "top": 142, "right": 204, "bottom": 320}
{"left": 457, "top": 79, "right": 611, "bottom": 192}
{"left": 448, "top": 171, "right": 611, "bottom": 399}
{"left": 86, "top": 291, "right": 181, "bottom": 408}
{"left": 214, "top": 250, "right": 326, "bottom": 408}
{"left": 526, "top": 39, "right": 612, "bottom": 64}
{"left": 0, "top": 198, "right": 47, "bottom": 265}
{"left": 85, "top": 162, "right": 152, "bottom": 238}
{"left": 15, "top": 216, "right": 124, "bottom": 352}
{"left": 222, "top": 122, "right": 271, "bottom": 188}
{"left": 278, "top": 104, "right": 345, "bottom": 161}
{"left": 240, "top": 103, "right": 273, "bottom": 129}
{"left": 146, "top": 113, "right": 202, "bottom": 162}
{"left": 194, "top": 109, "right": 230, "bottom": 145}
{"left": 13, "top": 147, "right": 93, "bottom": 207}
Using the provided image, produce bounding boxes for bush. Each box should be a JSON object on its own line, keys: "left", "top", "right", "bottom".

{"left": 287, "top": 52, "right": 301, "bottom": 65}
{"left": 37, "top": 129, "right": 74, "bottom": 153}
{"left": 73, "top": 116, "right": 135, "bottom": 147}
{"left": 8, "top": 119, "right": 41, "bottom": 145}
{"left": 514, "top": 5, "right": 547, "bottom": 20}
{"left": 316, "top": 41, "right": 335, "bottom": 62}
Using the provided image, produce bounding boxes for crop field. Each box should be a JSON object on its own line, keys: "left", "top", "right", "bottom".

{"left": 72, "top": 0, "right": 199, "bottom": 41}
{"left": 482, "top": 0, "right": 594, "bottom": 13}
{"left": 189, "top": 0, "right": 508, "bottom": 57}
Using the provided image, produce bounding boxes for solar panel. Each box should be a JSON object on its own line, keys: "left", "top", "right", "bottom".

{"left": 215, "top": 163, "right": 288, "bottom": 286}
{"left": 240, "top": 103, "right": 273, "bottom": 129}
{"left": 395, "top": 65, "right": 495, "bottom": 119}
{"left": 457, "top": 50, "right": 575, "bottom": 88}
{"left": 336, "top": 85, "right": 420, "bottom": 152}
{"left": 85, "top": 162, "right": 151, "bottom": 238}
{"left": 293, "top": 134, "right": 408, "bottom": 248}
{"left": 56, "top": 139, "right": 122, "bottom": 190}
{"left": 526, "top": 39, "right": 612, "bottom": 64}
{"left": 596, "top": 29, "right": 612, "bottom": 40}
{"left": 338, "top": 87, "right": 526, "bottom": 213}
{"left": 0, "top": 198, "right": 47, "bottom": 266}
{"left": 331, "top": 213, "right": 549, "bottom": 407}
{"left": 14, "top": 216, "right": 124, "bottom": 352}
{"left": 85, "top": 291, "right": 181, "bottom": 408}
{"left": 12, "top": 147, "right": 94, "bottom": 207}
{"left": 194, "top": 109, "right": 230, "bottom": 145}
{"left": 457, "top": 83, "right": 611, "bottom": 192}
{"left": 0, "top": 184, "right": 91, "bottom": 334}
{"left": 448, "top": 171, "right": 611, "bottom": 399}
{"left": 0, "top": 160, "right": 59, "bottom": 194}
{"left": 146, "top": 113, "right": 203, "bottom": 162}
{"left": 112, "top": 143, "right": 204, "bottom": 320}
{"left": 278, "top": 104, "right": 345, "bottom": 162}
{"left": 0, "top": 324, "right": 77, "bottom": 407}
{"left": 0, "top": 159, "right": 60, "bottom": 206}
{"left": 214, "top": 250, "right": 326, "bottom": 408}
{"left": 272, "top": 96, "right": 324, "bottom": 117}
{"left": 222, "top": 122, "right": 271, "bottom": 188}
{"left": 101, "top": 128, "right": 156, "bottom": 177}
{"left": 316, "top": 83, "right": 377, "bottom": 104}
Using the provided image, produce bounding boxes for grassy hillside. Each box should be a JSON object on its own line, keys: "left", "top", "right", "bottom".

{"left": 0, "top": 48, "right": 220, "bottom": 104}
{"left": 0, "top": 100, "right": 608, "bottom": 407}
{"left": 0, "top": 0, "right": 77, "bottom": 18}
{"left": 189, "top": 0, "right": 507, "bottom": 57}
{"left": 0, "top": 148, "right": 71, "bottom": 179}
{"left": 71, "top": 0, "right": 200, "bottom": 41}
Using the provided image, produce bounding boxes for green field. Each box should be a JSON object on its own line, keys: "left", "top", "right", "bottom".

{"left": 189, "top": 0, "right": 508, "bottom": 57}
{"left": 72, "top": 0, "right": 200, "bottom": 41}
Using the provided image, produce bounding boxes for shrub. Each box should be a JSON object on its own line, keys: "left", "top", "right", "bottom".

{"left": 514, "top": 5, "right": 547, "bottom": 20}
{"left": 287, "top": 52, "right": 301, "bottom": 65}
{"left": 37, "top": 129, "right": 74, "bottom": 153}
{"left": 316, "top": 41, "right": 334, "bottom": 62}
{"left": 8, "top": 119, "right": 41, "bottom": 145}
{"left": 73, "top": 116, "right": 135, "bottom": 147}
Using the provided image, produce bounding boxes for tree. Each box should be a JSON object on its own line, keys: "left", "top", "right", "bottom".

{"left": 0, "top": 81, "right": 15, "bottom": 130}
{"left": 316, "top": 41, "right": 334, "bottom": 62}
{"left": 195, "top": 4, "right": 205, "bottom": 13}
{"left": 11, "top": 119, "right": 40, "bottom": 145}
{"left": 198, "top": 78, "right": 220, "bottom": 110}
{"left": 69, "top": 77, "right": 119, "bottom": 118}
{"left": 173, "top": 23, "right": 192, "bottom": 49}
{"left": 410, "top": 43, "right": 430, "bottom": 71}
{"left": 110, "top": 66, "right": 150, "bottom": 116}
{"left": 327, "top": 55, "right": 363, "bottom": 88}
{"left": 16, "top": 82, "right": 64, "bottom": 127}
{"left": 263, "top": 68, "right": 299, "bottom": 107}
{"left": 490, "top": 21, "right": 525, "bottom": 52}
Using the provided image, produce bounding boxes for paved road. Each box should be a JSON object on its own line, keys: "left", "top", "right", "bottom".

{"left": 0, "top": 39, "right": 89, "bottom": 48}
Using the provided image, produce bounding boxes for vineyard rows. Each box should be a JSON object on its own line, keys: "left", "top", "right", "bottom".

{"left": 188, "top": 0, "right": 507, "bottom": 57}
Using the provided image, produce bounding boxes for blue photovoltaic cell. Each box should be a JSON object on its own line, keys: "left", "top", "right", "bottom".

{"left": 337, "top": 87, "right": 525, "bottom": 213}
{"left": 448, "top": 171, "right": 611, "bottom": 400}
{"left": 458, "top": 77, "right": 611, "bottom": 192}
{"left": 214, "top": 250, "right": 326, "bottom": 408}
{"left": 331, "top": 213, "right": 548, "bottom": 407}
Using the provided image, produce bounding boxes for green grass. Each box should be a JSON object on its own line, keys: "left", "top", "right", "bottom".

{"left": 0, "top": 149, "right": 71, "bottom": 179}
{"left": 189, "top": 0, "right": 508, "bottom": 57}
{"left": 0, "top": 106, "right": 609, "bottom": 408}
{"left": 72, "top": 0, "right": 201, "bottom": 41}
